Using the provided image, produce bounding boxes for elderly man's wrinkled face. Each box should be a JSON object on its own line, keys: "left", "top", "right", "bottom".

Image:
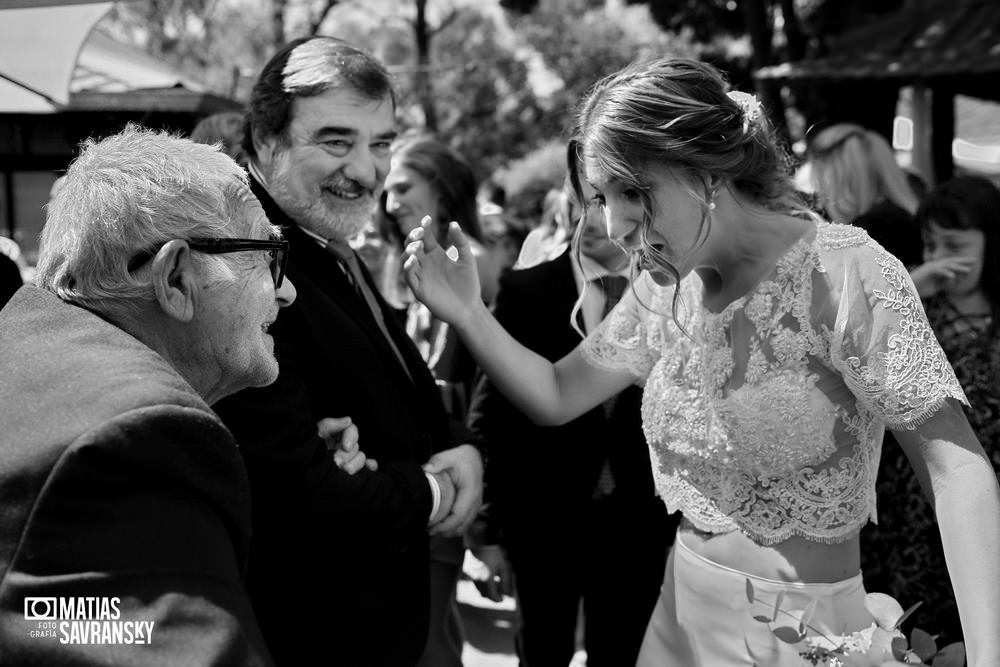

{"left": 258, "top": 88, "right": 396, "bottom": 242}
{"left": 200, "top": 197, "right": 296, "bottom": 399}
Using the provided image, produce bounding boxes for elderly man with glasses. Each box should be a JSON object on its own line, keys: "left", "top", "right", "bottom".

{"left": 0, "top": 125, "right": 367, "bottom": 665}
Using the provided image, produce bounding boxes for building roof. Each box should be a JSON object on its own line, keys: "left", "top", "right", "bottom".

{"left": 756, "top": 0, "right": 1000, "bottom": 90}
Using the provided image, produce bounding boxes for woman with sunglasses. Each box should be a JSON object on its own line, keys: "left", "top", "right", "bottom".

{"left": 807, "top": 123, "right": 924, "bottom": 267}
{"left": 401, "top": 57, "right": 1000, "bottom": 666}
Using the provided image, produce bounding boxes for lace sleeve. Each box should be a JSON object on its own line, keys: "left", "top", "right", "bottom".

{"left": 830, "top": 243, "right": 968, "bottom": 430}
{"left": 579, "top": 272, "right": 665, "bottom": 383}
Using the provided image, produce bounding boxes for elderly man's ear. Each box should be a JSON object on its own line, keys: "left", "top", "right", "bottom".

{"left": 149, "top": 240, "right": 198, "bottom": 323}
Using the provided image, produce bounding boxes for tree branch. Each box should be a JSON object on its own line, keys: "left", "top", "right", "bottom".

{"left": 308, "top": 0, "right": 339, "bottom": 36}
{"left": 429, "top": 7, "right": 460, "bottom": 37}
{"left": 270, "top": 0, "right": 286, "bottom": 52}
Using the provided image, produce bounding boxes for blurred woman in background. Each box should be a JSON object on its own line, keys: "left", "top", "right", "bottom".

{"left": 863, "top": 175, "right": 1000, "bottom": 641}
{"left": 808, "top": 123, "right": 923, "bottom": 267}
{"left": 379, "top": 135, "right": 501, "bottom": 667}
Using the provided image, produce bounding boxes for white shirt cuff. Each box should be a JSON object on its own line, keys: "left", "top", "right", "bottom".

{"left": 425, "top": 471, "right": 441, "bottom": 523}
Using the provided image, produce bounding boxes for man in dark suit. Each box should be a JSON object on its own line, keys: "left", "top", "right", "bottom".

{"left": 467, "top": 175, "right": 676, "bottom": 667}
{"left": 214, "top": 37, "right": 483, "bottom": 666}
{"left": 0, "top": 126, "right": 301, "bottom": 665}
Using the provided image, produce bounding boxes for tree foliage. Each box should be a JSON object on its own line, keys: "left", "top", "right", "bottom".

{"left": 100, "top": 0, "right": 911, "bottom": 215}
{"left": 323, "top": 0, "right": 697, "bottom": 198}
{"left": 105, "top": 0, "right": 342, "bottom": 98}
{"left": 493, "top": 0, "right": 699, "bottom": 207}
{"left": 100, "top": 0, "right": 700, "bottom": 216}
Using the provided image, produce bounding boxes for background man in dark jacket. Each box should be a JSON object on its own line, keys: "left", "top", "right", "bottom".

{"left": 468, "top": 169, "right": 675, "bottom": 667}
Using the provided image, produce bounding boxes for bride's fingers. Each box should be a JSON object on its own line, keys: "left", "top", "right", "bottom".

{"left": 416, "top": 216, "right": 443, "bottom": 252}
{"left": 405, "top": 239, "right": 423, "bottom": 257}
{"left": 446, "top": 221, "right": 473, "bottom": 262}
{"left": 402, "top": 256, "right": 420, "bottom": 290}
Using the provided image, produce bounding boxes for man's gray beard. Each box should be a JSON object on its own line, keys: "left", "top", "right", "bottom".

{"left": 269, "top": 183, "right": 373, "bottom": 242}
{"left": 263, "top": 150, "right": 373, "bottom": 242}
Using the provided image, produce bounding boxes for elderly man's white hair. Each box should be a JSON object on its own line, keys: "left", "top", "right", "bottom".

{"left": 37, "top": 124, "right": 274, "bottom": 317}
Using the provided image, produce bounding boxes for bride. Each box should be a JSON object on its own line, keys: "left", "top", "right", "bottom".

{"left": 401, "top": 57, "right": 1000, "bottom": 666}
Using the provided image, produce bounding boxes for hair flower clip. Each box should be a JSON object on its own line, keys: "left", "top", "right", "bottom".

{"left": 727, "top": 90, "right": 762, "bottom": 131}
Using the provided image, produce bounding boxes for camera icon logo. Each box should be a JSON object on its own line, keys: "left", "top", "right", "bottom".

{"left": 24, "top": 597, "right": 57, "bottom": 621}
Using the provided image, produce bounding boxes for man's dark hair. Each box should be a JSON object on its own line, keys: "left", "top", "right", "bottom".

{"left": 242, "top": 37, "right": 396, "bottom": 160}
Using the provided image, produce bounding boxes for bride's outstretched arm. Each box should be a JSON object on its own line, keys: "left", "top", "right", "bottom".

{"left": 892, "top": 400, "right": 1000, "bottom": 667}
{"left": 404, "top": 218, "right": 632, "bottom": 425}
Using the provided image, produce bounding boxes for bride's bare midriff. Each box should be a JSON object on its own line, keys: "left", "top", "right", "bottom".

{"left": 678, "top": 517, "right": 861, "bottom": 583}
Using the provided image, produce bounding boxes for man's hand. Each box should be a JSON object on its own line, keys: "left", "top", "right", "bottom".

{"left": 317, "top": 417, "right": 378, "bottom": 474}
{"left": 422, "top": 444, "right": 484, "bottom": 536}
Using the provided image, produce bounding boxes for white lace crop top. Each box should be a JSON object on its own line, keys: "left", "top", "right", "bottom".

{"left": 581, "top": 222, "right": 967, "bottom": 544}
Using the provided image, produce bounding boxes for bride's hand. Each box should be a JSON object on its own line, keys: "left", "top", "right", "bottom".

{"left": 403, "top": 216, "right": 482, "bottom": 326}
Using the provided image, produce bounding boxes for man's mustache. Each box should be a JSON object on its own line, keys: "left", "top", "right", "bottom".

{"left": 323, "top": 176, "right": 377, "bottom": 198}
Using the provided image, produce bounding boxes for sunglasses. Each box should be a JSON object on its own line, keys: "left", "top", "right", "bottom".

{"left": 128, "top": 237, "right": 289, "bottom": 288}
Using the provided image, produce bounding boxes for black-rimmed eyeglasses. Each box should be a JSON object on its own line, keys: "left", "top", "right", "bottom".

{"left": 128, "top": 238, "right": 289, "bottom": 288}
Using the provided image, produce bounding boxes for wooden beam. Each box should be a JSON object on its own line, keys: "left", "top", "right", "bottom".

{"left": 931, "top": 86, "right": 955, "bottom": 182}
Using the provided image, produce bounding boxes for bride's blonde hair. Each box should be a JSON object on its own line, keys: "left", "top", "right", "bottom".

{"left": 567, "top": 57, "right": 809, "bottom": 322}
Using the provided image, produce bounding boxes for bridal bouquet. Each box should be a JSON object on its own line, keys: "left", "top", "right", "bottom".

{"left": 745, "top": 579, "right": 966, "bottom": 666}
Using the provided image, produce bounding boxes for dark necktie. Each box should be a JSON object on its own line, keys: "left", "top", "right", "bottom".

{"left": 597, "top": 274, "right": 629, "bottom": 320}
{"left": 592, "top": 274, "right": 630, "bottom": 497}
{"left": 326, "top": 239, "right": 413, "bottom": 383}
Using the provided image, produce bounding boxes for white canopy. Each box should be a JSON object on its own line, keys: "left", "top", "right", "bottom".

{"left": 0, "top": 0, "right": 113, "bottom": 110}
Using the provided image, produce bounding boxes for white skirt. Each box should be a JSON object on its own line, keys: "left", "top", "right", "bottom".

{"left": 636, "top": 533, "right": 872, "bottom": 666}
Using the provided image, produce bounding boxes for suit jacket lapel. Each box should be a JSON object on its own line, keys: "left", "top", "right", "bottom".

{"left": 551, "top": 250, "right": 622, "bottom": 479}
{"left": 551, "top": 250, "right": 586, "bottom": 334}
{"left": 250, "top": 176, "right": 420, "bottom": 386}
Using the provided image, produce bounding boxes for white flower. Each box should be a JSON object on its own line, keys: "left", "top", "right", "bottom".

{"left": 727, "top": 90, "right": 762, "bottom": 131}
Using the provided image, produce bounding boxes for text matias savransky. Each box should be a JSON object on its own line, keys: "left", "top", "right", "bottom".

{"left": 23, "top": 596, "right": 155, "bottom": 645}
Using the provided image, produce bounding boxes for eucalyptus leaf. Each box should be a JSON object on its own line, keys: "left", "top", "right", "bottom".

{"left": 931, "top": 642, "right": 965, "bottom": 667}
{"left": 772, "top": 625, "right": 806, "bottom": 644}
{"left": 893, "top": 601, "right": 924, "bottom": 630}
{"left": 908, "top": 627, "right": 937, "bottom": 660}
{"left": 891, "top": 636, "right": 908, "bottom": 660}
{"left": 799, "top": 598, "right": 818, "bottom": 633}
{"left": 772, "top": 590, "right": 785, "bottom": 622}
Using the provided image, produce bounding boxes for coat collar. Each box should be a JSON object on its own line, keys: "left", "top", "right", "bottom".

{"left": 248, "top": 173, "right": 421, "bottom": 386}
